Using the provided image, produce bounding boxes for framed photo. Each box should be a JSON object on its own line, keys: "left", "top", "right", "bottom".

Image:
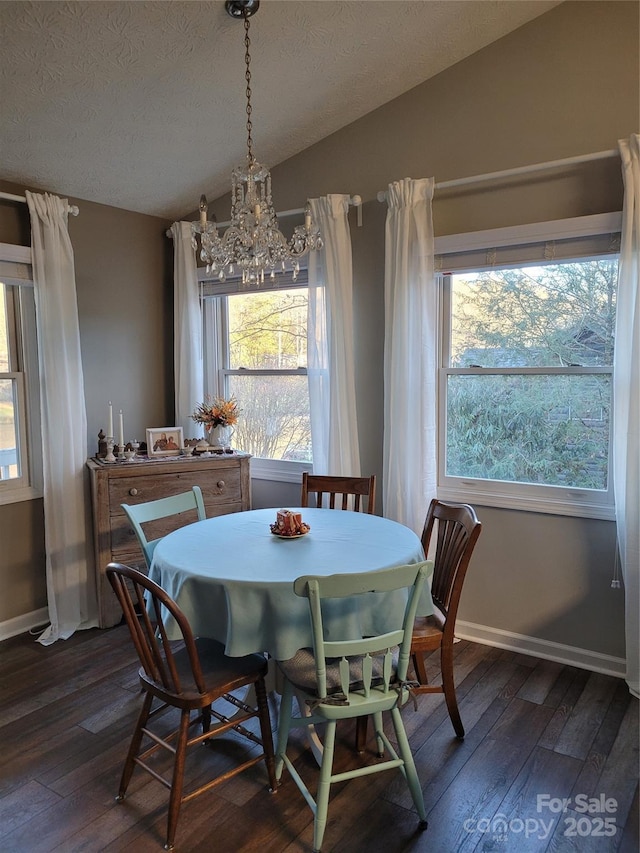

{"left": 146, "top": 427, "right": 184, "bottom": 457}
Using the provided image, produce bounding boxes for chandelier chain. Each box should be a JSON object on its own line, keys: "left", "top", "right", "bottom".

{"left": 192, "top": 1, "right": 322, "bottom": 287}
{"left": 244, "top": 14, "right": 254, "bottom": 164}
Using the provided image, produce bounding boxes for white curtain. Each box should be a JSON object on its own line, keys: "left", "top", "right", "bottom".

{"left": 383, "top": 178, "right": 437, "bottom": 534}
{"left": 614, "top": 134, "right": 640, "bottom": 698}
{"left": 26, "top": 191, "right": 98, "bottom": 644}
{"left": 307, "top": 195, "right": 360, "bottom": 475}
{"left": 171, "top": 221, "right": 203, "bottom": 436}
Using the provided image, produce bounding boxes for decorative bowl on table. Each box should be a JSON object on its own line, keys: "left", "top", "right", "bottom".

{"left": 270, "top": 509, "right": 311, "bottom": 538}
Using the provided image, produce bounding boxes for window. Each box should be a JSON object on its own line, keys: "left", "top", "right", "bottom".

{"left": 201, "top": 269, "right": 312, "bottom": 480}
{"left": 436, "top": 214, "right": 620, "bottom": 519}
{"left": 0, "top": 244, "right": 42, "bottom": 504}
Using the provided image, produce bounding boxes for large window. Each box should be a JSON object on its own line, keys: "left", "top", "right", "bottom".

{"left": 0, "top": 245, "right": 41, "bottom": 504}
{"left": 202, "top": 270, "right": 312, "bottom": 477}
{"left": 437, "top": 214, "right": 620, "bottom": 519}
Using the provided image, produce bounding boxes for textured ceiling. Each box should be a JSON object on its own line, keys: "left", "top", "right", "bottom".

{"left": 1, "top": 0, "right": 562, "bottom": 219}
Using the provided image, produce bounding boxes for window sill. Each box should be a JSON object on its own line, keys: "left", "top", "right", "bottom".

{"left": 0, "top": 484, "right": 43, "bottom": 506}
{"left": 437, "top": 485, "right": 615, "bottom": 521}
{"left": 250, "top": 457, "right": 312, "bottom": 484}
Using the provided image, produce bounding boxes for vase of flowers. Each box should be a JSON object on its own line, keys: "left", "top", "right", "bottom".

{"left": 191, "top": 396, "right": 240, "bottom": 448}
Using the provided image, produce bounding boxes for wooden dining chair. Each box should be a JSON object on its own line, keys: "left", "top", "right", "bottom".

{"left": 300, "top": 473, "right": 377, "bottom": 513}
{"left": 107, "top": 562, "right": 277, "bottom": 851}
{"left": 355, "top": 499, "right": 481, "bottom": 752}
{"left": 274, "top": 562, "right": 430, "bottom": 853}
{"left": 121, "top": 485, "right": 206, "bottom": 568}
{"left": 411, "top": 499, "right": 482, "bottom": 739}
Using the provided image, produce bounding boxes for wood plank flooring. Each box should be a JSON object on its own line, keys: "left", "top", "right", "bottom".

{"left": 0, "top": 626, "right": 637, "bottom": 852}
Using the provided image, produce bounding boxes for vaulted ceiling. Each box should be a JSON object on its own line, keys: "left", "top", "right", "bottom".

{"left": 1, "top": 0, "right": 562, "bottom": 219}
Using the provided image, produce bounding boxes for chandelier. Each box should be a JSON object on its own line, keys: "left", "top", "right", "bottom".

{"left": 191, "top": 0, "right": 322, "bottom": 286}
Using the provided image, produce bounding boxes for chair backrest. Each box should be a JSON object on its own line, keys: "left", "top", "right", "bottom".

{"left": 121, "top": 485, "right": 206, "bottom": 568}
{"left": 300, "top": 473, "right": 376, "bottom": 513}
{"left": 294, "top": 561, "right": 430, "bottom": 701}
{"left": 421, "top": 499, "right": 481, "bottom": 629}
{"left": 107, "top": 562, "right": 206, "bottom": 697}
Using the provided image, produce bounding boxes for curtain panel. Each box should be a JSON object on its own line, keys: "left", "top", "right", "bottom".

{"left": 171, "top": 221, "right": 203, "bottom": 436}
{"left": 307, "top": 195, "right": 360, "bottom": 476}
{"left": 383, "top": 178, "right": 437, "bottom": 534}
{"left": 26, "top": 191, "right": 98, "bottom": 643}
{"left": 615, "top": 134, "right": 640, "bottom": 698}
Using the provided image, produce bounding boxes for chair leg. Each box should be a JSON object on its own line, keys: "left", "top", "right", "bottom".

{"left": 275, "top": 679, "right": 294, "bottom": 782}
{"left": 117, "top": 691, "right": 154, "bottom": 799}
{"left": 355, "top": 715, "right": 368, "bottom": 753}
{"left": 390, "top": 707, "right": 428, "bottom": 828}
{"left": 372, "top": 711, "right": 385, "bottom": 758}
{"left": 254, "top": 676, "right": 278, "bottom": 791}
{"left": 165, "top": 709, "right": 191, "bottom": 851}
{"left": 441, "top": 644, "right": 464, "bottom": 739}
{"left": 201, "top": 704, "right": 211, "bottom": 735}
{"left": 412, "top": 651, "right": 429, "bottom": 686}
{"left": 313, "top": 720, "right": 337, "bottom": 853}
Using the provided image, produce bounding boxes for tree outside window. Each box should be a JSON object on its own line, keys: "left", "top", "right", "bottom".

{"left": 444, "top": 258, "right": 617, "bottom": 492}
{"left": 224, "top": 288, "right": 312, "bottom": 462}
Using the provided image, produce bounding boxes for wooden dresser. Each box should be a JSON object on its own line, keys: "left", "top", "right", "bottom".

{"left": 87, "top": 453, "right": 251, "bottom": 627}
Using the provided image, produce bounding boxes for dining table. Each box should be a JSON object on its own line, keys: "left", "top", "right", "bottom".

{"left": 148, "top": 506, "right": 433, "bottom": 662}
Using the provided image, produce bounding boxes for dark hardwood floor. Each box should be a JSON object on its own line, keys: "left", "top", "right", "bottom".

{"left": 0, "top": 625, "right": 637, "bottom": 852}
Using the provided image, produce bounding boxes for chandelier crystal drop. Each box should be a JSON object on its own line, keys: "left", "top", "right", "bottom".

{"left": 191, "top": 0, "right": 322, "bottom": 286}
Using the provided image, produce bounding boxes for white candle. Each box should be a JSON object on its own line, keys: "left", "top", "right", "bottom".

{"left": 108, "top": 402, "right": 113, "bottom": 438}
{"left": 119, "top": 410, "right": 124, "bottom": 448}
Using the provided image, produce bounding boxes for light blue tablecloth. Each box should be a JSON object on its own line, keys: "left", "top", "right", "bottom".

{"left": 149, "top": 507, "right": 432, "bottom": 660}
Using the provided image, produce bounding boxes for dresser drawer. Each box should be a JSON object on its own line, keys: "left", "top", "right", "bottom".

{"left": 111, "top": 500, "right": 242, "bottom": 556}
{"left": 109, "top": 466, "right": 242, "bottom": 514}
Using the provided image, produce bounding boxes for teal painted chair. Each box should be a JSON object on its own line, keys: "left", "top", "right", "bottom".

{"left": 121, "top": 485, "right": 206, "bottom": 569}
{"left": 274, "top": 562, "right": 430, "bottom": 852}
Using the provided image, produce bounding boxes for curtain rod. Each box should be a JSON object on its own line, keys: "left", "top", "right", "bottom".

{"left": 167, "top": 194, "right": 363, "bottom": 238}
{"left": 0, "top": 190, "right": 80, "bottom": 216}
{"left": 376, "top": 148, "right": 619, "bottom": 203}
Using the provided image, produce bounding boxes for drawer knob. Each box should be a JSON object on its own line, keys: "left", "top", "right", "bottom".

{"left": 217, "top": 480, "right": 225, "bottom": 489}
{"left": 129, "top": 488, "right": 138, "bottom": 496}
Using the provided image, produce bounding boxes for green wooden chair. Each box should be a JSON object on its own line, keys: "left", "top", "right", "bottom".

{"left": 274, "top": 561, "right": 430, "bottom": 852}
{"left": 121, "top": 485, "right": 206, "bottom": 568}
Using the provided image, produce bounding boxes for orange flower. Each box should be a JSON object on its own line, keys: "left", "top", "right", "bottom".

{"left": 191, "top": 396, "right": 240, "bottom": 429}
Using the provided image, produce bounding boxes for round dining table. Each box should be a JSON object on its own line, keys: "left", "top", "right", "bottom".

{"left": 149, "top": 506, "right": 432, "bottom": 661}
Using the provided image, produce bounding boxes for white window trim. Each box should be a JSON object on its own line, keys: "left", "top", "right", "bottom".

{"left": 251, "top": 457, "right": 311, "bottom": 482}
{"left": 201, "top": 272, "right": 312, "bottom": 481}
{"left": 435, "top": 214, "right": 620, "bottom": 521}
{"left": 0, "top": 242, "right": 43, "bottom": 505}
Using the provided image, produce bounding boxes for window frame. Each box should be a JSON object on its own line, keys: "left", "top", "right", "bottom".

{"left": 435, "top": 213, "right": 621, "bottom": 521}
{"left": 0, "top": 243, "right": 43, "bottom": 505}
{"left": 199, "top": 267, "right": 313, "bottom": 482}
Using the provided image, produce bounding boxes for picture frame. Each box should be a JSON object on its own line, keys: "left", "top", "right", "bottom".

{"left": 146, "top": 427, "right": 184, "bottom": 457}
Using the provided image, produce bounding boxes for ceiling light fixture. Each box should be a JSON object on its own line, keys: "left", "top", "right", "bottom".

{"left": 192, "top": 0, "right": 322, "bottom": 286}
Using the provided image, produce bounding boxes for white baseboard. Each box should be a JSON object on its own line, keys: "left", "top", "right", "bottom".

{"left": 456, "top": 620, "right": 626, "bottom": 679}
{"left": 0, "top": 607, "right": 49, "bottom": 642}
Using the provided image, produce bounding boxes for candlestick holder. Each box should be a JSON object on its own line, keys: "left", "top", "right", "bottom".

{"left": 105, "top": 437, "right": 116, "bottom": 463}
{"left": 117, "top": 444, "right": 126, "bottom": 461}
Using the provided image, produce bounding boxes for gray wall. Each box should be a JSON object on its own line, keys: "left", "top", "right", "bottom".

{"left": 1, "top": 1, "right": 637, "bottom": 661}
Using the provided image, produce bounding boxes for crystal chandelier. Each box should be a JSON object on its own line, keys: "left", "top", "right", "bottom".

{"left": 191, "top": 0, "right": 322, "bottom": 286}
